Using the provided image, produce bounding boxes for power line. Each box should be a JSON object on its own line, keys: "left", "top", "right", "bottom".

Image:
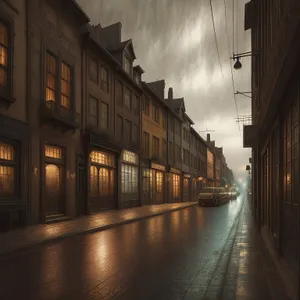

{"left": 209, "top": 0, "right": 224, "bottom": 78}
{"left": 223, "top": 0, "right": 241, "bottom": 134}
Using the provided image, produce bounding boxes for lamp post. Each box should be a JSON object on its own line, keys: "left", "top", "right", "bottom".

{"left": 231, "top": 50, "right": 259, "bottom": 70}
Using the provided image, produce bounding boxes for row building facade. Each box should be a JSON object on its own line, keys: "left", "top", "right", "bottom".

{"left": 0, "top": 0, "right": 233, "bottom": 231}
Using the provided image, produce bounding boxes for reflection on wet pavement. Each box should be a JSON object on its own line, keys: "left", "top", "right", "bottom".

{"left": 0, "top": 198, "right": 243, "bottom": 300}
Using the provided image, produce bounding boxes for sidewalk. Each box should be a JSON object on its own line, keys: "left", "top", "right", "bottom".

{"left": 0, "top": 202, "right": 196, "bottom": 256}
{"left": 221, "top": 200, "right": 291, "bottom": 300}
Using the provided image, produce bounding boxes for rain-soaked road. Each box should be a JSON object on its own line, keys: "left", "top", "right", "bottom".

{"left": 0, "top": 197, "right": 243, "bottom": 300}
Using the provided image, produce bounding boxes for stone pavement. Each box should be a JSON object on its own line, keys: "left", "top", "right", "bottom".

{"left": 0, "top": 202, "right": 196, "bottom": 256}
{"left": 220, "top": 200, "right": 291, "bottom": 300}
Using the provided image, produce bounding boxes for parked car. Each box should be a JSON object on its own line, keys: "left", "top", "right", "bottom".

{"left": 198, "top": 187, "right": 229, "bottom": 206}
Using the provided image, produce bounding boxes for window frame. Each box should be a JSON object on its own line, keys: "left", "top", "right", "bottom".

{"left": 44, "top": 49, "right": 75, "bottom": 113}
{"left": 100, "top": 65, "right": 109, "bottom": 92}
{"left": 88, "top": 57, "right": 98, "bottom": 84}
{"left": 143, "top": 131, "right": 150, "bottom": 157}
{"left": 99, "top": 101, "right": 109, "bottom": 130}
{"left": 0, "top": 17, "right": 14, "bottom": 102}
{"left": 0, "top": 140, "right": 18, "bottom": 199}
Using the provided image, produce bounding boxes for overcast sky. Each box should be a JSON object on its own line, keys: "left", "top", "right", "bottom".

{"left": 78, "top": 0, "right": 252, "bottom": 181}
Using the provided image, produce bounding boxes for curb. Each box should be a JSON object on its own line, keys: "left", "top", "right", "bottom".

{"left": 0, "top": 202, "right": 197, "bottom": 258}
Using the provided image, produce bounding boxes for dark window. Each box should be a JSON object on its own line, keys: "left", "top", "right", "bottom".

{"left": 132, "top": 94, "right": 139, "bottom": 115}
{"left": 89, "top": 96, "right": 98, "bottom": 125}
{"left": 116, "top": 80, "right": 123, "bottom": 106}
{"left": 0, "top": 21, "right": 9, "bottom": 92}
{"left": 162, "top": 111, "right": 167, "bottom": 129}
{"left": 125, "top": 120, "right": 132, "bottom": 145}
{"left": 100, "top": 102, "right": 108, "bottom": 130}
{"left": 152, "top": 105, "right": 160, "bottom": 123}
{"left": 0, "top": 141, "right": 16, "bottom": 197}
{"left": 100, "top": 66, "right": 108, "bottom": 92}
{"left": 143, "top": 132, "right": 150, "bottom": 157}
{"left": 124, "top": 56, "right": 132, "bottom": 75}
{"left": 124, "top": 88, "right": 131, "bottom": 109}
{"left": 89, "top": 58, "right": 98, "bottom": 83}
{"left": 116, "top": 115, "right": 123, "bottom": 141}
{"left": 152, "top": 136, "right": 160, "bottom": 157}
{"left": 144, "top": 97, "right": 150, "bottom": 116}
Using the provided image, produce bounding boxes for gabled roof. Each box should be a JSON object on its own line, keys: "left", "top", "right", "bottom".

{"left": 184, "top": 113, "right": 194, "bottom": 125}
{"left": 167, "top": 98, "right": 185, "bottom": 112}
{"left": 70, "top": 0, "right": 90, "bottom": 24}
{"left": 133, "top": 65, "right": 145, "bottom": 74}
{"left": 109, "top": 39, "right": 137, "bottom": 59}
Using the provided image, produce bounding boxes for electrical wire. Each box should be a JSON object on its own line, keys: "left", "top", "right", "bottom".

{"left": 209, "top": 0, "right": 224, "bottom": 78}
{"left": 223, "top": 0, "right": 241, "bottom": 134}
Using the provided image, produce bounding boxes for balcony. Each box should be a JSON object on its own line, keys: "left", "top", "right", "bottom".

{"left": 40, "top": 100, "right": 80, "bottom": 132}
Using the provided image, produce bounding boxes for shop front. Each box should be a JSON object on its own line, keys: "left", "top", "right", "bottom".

{"left": 169, "top": 167, "right": 181, "bottom": 203}
{"left": 120, "top": 150, "right": 139, "bottom": 208}
{"left": 88, "top": 149, "right": 116, "bottom": 212}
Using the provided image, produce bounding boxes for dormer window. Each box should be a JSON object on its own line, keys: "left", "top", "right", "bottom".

{"left": 134, "top": 73, "right": 140, "bottom": 85}
{"left": 124, "top": 56, "right": 131, "bottom": 75}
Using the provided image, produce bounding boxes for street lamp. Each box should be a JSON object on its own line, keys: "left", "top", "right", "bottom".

{"left": 231, "top": 50, "right": 259, "bottom": 70}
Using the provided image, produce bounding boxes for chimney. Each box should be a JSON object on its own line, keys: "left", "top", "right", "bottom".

{"left": 207, "top": 133, "right": 211, "bottom": 143}
{"left": 168, "top": 87, "right": 173, "bottom": 100}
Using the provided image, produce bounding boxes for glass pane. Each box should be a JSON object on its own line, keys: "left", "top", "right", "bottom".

{"left": 61, "top": 63, "right": 71, "bottom": 80}
{"left": 61, "top": 95, "right": 70, "bottom": 109}
{"left": 0, "top": 22, "right": 8, "bottom": 46}
{"left": 47, "top": 74, "right": 56, "bottom": 90}
{"left": 90, "top": 151, "right": 114, "bottom": 167}
{"left": 0, "top": 142, "right": 14, "bottom": 160}
{"left": 0, "top": 46, "right": 7, "bottom": 67}
{"left": 45, "top": 145, "right": 62, "bottom": 159}
{"left": 0, "top": 165, "right": 14, "bottom": 196}
{"left": 61, "top": 79, "right": 70, "bottom": 96}
{"left": 46, "top": 88, "right": 55, "bottom": 103}
{"left": 99, "top": 168, "right": 109, "bottom": 196}
{"left": 46, "top": 53, "right": 56, "bottom": 75}
{"left": 100, "top": 102, "right": 108, "bottom": 129}
{"left": 0, "top": 67, "right": 7, "bottom": 87}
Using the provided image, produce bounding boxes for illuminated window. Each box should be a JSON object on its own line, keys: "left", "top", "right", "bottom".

{"left": 172, "top": 174, "right": 180, "bottom": 198}
{"left": 90, "top": 151, "right": 114, "bottom": 167}
{"left": 122, "top": 150, "right": 138, "bottom": 164}
{"left": 121, "top": 164, "right": 138, "bottom": 193}
{"left": 0, "top": 21, "right": 8, "bottom": 88}
{"left": 61, "top": 62, "right": 71, "bottom": 109}
{"left": 46, "top": 53, "right": 57, "bottom": 105}
{"left": 156, "top": 172, "right": 163, "bottom": 193}
{"left": 0, "top": 142, "right": 15, "bottom": 197}
{"left": 90, "top": 166, "right": 98, "bottom": 196}
{"left": 101, "top": 66, "right": 108, "bottom": 92}
{"left": 45, "top": 145, "right": 62, "bottom": 159}
{"left": 45, "top": 164, "right": 60, "bottom": 192}
{"left": 90, "top": 151, "right": 115, "bottom": 198}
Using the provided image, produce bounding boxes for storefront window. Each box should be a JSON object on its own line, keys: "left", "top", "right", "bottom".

{"left": 156, "top": 172, "right": 163, "bottom": 193}
{"left": 172, "top": 174, "right": 180, "bottom": 198}
{"left": 0, "top": 142, "right": 15, "bottom": 197}
{"left": 122, "top": 150, "right": 138, "bottom": 164}
{"left": 90, "top": 151, "right": 115, "bottom": 197}
{"left": 121, "top": 164, "right": 138, "bottom": 193}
